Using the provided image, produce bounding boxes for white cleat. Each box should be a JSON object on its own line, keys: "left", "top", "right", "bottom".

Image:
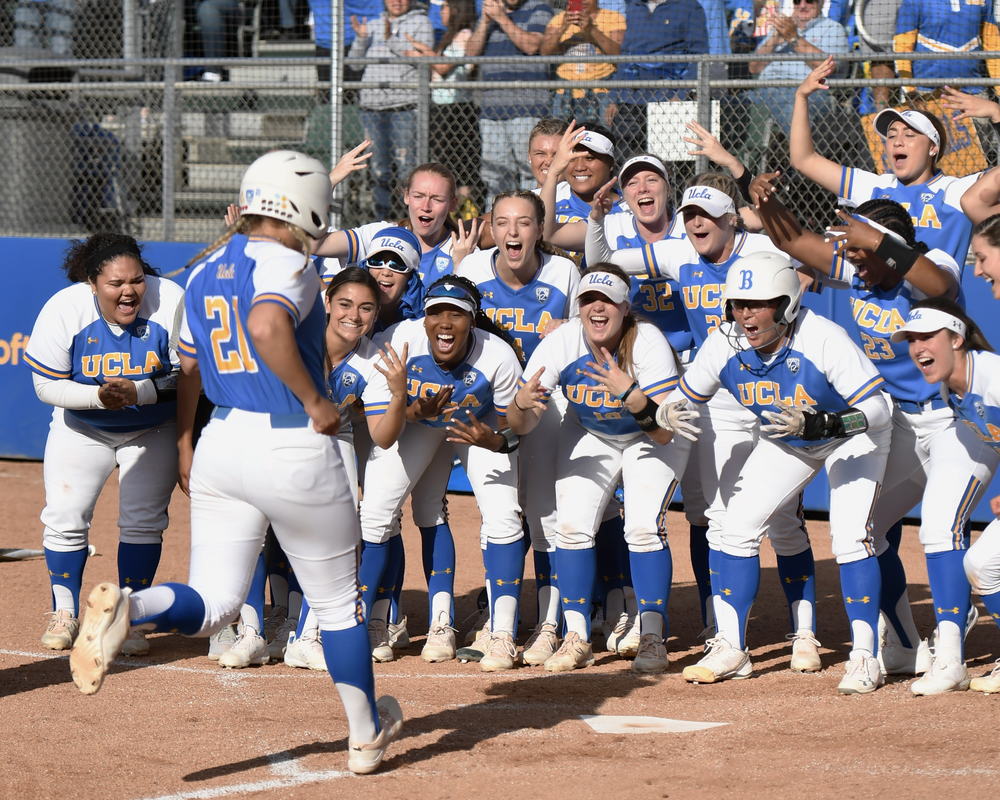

{"left": 543, "top": 631, "right": 595, "bottom": 673}
{"left": 421, "top": 614, "right": 457, "bottom": 663}
{"left": 788, "top": 630, "right": 822, "bottom": 673}
{"left": 480, "top": 631, "right": 519, "bottom": 672}
{"left": 369, "top": 618, "right": 394, "bottom": 663}
{"left": 69, "top": 583, "right": 132, "bottom": 695}
{"left": 40, "top": 609, "right": 79, "bottom": 650}
{"left": 683, "top": 637, "right": 752, "bottom": 684}
{"left": 911, "top": 658, "right": 970, "bottom": 696}
{"left": 387, "top": 615, "right": 410, "bottom": 650}
{"left": 970, "top": 659, "right": 1000, "bottom": 694}
{"left": 208, "top": 623, "right": 238, "bottom": 661}
{"left": 837, "top": 653, "right": 884, "bottom": 695}
{"left": 218, "top": 628, "right": 269, "bottom": 669}
{"left": 521, "top": 622, "right": 560, "bottom": 666}
{"left": 347, "top": 696, "right": 404, "bottom": 775}
{"left": 283, "top": 631, "right": 327, "bottom": 671}
{"left": 120, "top": 628, "right": 150, "bottom": 657}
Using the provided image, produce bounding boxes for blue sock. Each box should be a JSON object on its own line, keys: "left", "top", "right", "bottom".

{"left": 296, "top": 596, "right": 311, "bottom": 637}
{"left": 358, "top": 540, "right": 391, "bottom": 619}
{"left": 117, "top": 542, "right": 161, "bottom": 592}
{"left": 689, "top": 524, "right": 711, "bottom": 627}
{"left": 243, "top": 551, "right": 267, "bottom": 632}
{"left": 533, "top": 548, "right": 556, "bottom": 616}
{"left": 44, "top": 547, "right": 88, "bottom": 615}
{"left": 840, "top": 557, "right": 881, "bottom": 655}
{"left": 556, "top": 546, "right": 596, "bottom": 639}
{"left": 485, "top": 538, "right": 526, "bottom": 632}
{"left": 131, "top": 582, "right": 206, "bottom": 635}
{"left": 715, "top": 551, "right": 760, "bottom": 649}
{"left": 389, "top": 537, "right": 405, "bottom": 624}
{"left": 877, "top": 541, "right": 913, "bottom": 648}
{"left": 926, "top": 549, "right": 972, "bottom": 657}
{"left": 886, "top": 520, "right": 903, "bottom": 552}
{"left": 320, "top": 626, "right": 379, "bottom": 733}
{"left": 629, "top": 546, "right": 672, "bottom": 636}
{"left": 420, "top": 524, "right": 455, "bottom": 624}
{"left": 595, "top": 514, "right": 628, "bottom": 603}
{"left": 982, "top": 590, "right": 1000, "bottom": 627}
{"left": 775, "top": 549, "right": 816, "bottom": 633}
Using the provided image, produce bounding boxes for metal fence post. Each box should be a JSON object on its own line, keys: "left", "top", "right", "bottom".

{"left": 417, "top": 62, "right": 430, "bottom": 165}
{"left": 161, "top": 0, "right": 183, "bottom": 241}
{"left": 329, "top": 0, "right": 344, "bottom": 229}
{"left": 695, "top": 60, "right": 710, "bottom": 175}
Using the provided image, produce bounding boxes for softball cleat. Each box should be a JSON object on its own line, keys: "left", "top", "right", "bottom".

{"left": 543, "top": 631, "right": 595, "bottom": 673}
{"left": 969, "top": 660, "right": 1000, "bottom": 694}
{"left": 788, "top": 631, "right": 822, "bottom": 673}
{"left": 910, "top": 658, "right": 970, "bottom": 696}
{"left": 682, "top": 637, "right": 752, "bottom": 683}
{"left": 837, "top": 653, "right": 884, "bottom": 695}
{"left": 348, "top": 696, "right": 404, "bottom": 775}
{"left": 70, "top": 583, "right": 131, "bottom": 695}
{"left": 631, "top": 634, "right": 669, "bottom": 675}
{"left": 40, "top": 609, "right": 79, "bottom": 650}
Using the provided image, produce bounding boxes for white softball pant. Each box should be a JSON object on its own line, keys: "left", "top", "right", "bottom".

{"left": 360, "top": 421, "right": 523, "bottom": 548}
{"left": 186, "top": 409, "right": 363, "bottom": 635}
{"left": 965, "top": 519, "right": 1000, "bottom": 596}
{"left": 873, "top": 404, "right": 999, "bottom": 553}
{"left": 41, "top": 408, "right": 177, "bottom": 552}
{"left": 554, "top": 410, "right": 691, "bottom": 551}
{"left": 719, "top": 422, "right": 891, "bottom": 565}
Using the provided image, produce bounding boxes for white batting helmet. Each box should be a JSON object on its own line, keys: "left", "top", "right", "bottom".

{"left": 724, "top": 251, "right": 802, "bottom": 325}
{"left": 238, "top": 150, "right": 331, "bottom": 239}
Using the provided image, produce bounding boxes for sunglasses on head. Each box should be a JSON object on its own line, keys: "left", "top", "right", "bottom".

{"left": 366, "top": 256, "right": 409, "bottom": 273}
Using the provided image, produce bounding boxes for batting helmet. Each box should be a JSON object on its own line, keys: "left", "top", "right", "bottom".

{"left": 723, "top": 251, "right": 802, "bottom": 325}
{"left": 238, "top": 150, "right": 331, "bottom": 239}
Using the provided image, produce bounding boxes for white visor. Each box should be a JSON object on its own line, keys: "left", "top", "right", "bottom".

{"left": 890, "top": 308, "right": 967, "bottom": 342}
{"left": 873, "top": 108, "right": 941, "bottom": 149}
{"left": 618, "top": 155, "right": 668, "bottom": 185}
{"left": 577, "top": 130, "right": 615, "bottom": 157}
{"left": 424, "top": 296, "right": 476, "bottom": 314}
{"left": 576, "top": 271, "right": 630, "bottom": 305}
{"left": 678, "top": 185, "right": 736, "bottom": 218}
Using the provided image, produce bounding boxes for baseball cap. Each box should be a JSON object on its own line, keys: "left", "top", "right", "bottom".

{"left": 364, "top": 226, "right": 421, "bottom": 273}
{"left": 576, "top": 270, "right": 630, "bottom": 305}
{"left": 576, "top": 130, "right": 615, "bottom": 158}
{"left": 890, "top": 307, "right": 967, "bottom": 342}
{"left": 424, "top": 280, "right": 478, "bottom": 314}
{"left": 618, "top": 154, "right": 668, "bottom": 186}
{"left": 677, "top": 185, "right": 736, "bottom": 218}
{"left": 873, "top": 108, "right": 941, "bottom": 149}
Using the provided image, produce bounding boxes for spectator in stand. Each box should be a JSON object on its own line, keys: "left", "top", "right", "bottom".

{"left": 308, "top": 0, "right": 382, "bottom": 85}
{"left": 467, "top": 0, "right": 555, "bottom": 200}
{"left": 190, "top": 0, "right": 242, "bottom": 82}
{"left": 350, "top": 0, "right": 434, "bottom": 221}
{"left": 607, "top": 0, "right": 709, "bottom": 154}
{"left": 14, "top": 0, "right": 73, "bottom": 56}
{"left": 540, "top": 0, "right": 626, "bottom": 124}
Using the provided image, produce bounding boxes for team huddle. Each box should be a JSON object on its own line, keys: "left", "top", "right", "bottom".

{"left": 22, "top": 60, "right": 1000, "bottom": 774}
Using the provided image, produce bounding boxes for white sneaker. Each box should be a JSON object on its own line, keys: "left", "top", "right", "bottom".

{"left": 284, "top": 632, "right": 327, "bottom": 671}
{"left": 218, "top": 627, "right": 269, "bottom": 669}
{"left": 877, "top": 613, "right": 928, "bottom": 675}
{"left": 369, "top": 618, "right": 394, "bottom": 663}
{"left": 208, "top": 623, "right": 238, "bottom": 661}
{"left": 616, "top": 626, "right": 641, "bottom": 659}
{"left": 480, "top": 631, "right": 518, "bottom": 672}
{"left": 462, "top": 604, "right": 490, "bottom": 646}
{"left": 788, "top": 631, "right": 822, "bottom": 673}
{"left": 682, "top": 637, "right": 752, "bottom": 683}
{"left": 347, "top": 696, "right": 404, "bottom": 775}
{"left": 543, "top": 631, "right": 595, "bottom": 673}
{"left": 40, "top": 609, "right": 79, "bottom": 650}
{"left": 421, "top": 614, "right": 457, "bottom": 663}
{"left": 911, "top": 658, "right": 970, "bottom": 696}
{"left": 121, "top": 628, "right": 150, "bottom": 656}
{"left": 631, "top": 633, "right": 669, "bottom": 675}
{"left": 604, "top": 612, "right": 630, "bottom": 654}
{"left": 268, "top": 617, "right": 297, "bottom": 660}
{"left": 521, "top": 622, "right": 560, "bottom": 666}
{"left": 457, "top": 625, "right": 491, "bottom": 663}
{"left": 970, "top": 659, "right": 1000, "bottom": 694}
{"left": 837, "top": 653, "right": 884, "bottom": 695}
{"left": 69, "top": 583, "right": 132, "bottom": 695}
{"left": 388, "top": 616, "right": 410, "bottom": 649}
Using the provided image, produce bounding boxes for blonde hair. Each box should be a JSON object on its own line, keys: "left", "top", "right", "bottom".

{"left": 184, "top": 215, "right": 312, "bottom": 273}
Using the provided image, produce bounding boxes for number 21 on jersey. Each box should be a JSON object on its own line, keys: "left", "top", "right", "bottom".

{"left": 204, "top": 295, "right": 259, "bottom": 374}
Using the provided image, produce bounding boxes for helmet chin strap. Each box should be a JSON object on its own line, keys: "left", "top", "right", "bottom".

{"left": 738, "top": 320, "right": 788, "bottom": 352}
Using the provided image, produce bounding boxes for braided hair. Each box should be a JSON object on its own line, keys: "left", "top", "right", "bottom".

{"left": 855, "top": 198, "right": 929, "bottom": 253}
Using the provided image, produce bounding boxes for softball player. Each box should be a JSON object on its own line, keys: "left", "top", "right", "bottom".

{"left": 358, "top": 276, "right": 527, "bottom": 671}
{"left": 590, "top": 180, "right": 821, "bottom": 670}
{"left": 894, "top": 298, "right": 1000, "bottom": 694}
{"left": 508, "top": 264, "right": 690, "bottom": 674}
{"left": 657, "top": 252, "right": 893, "bottom": 694}
{"left": 25, "top": 233, "right": 183, "bottom": 658}
{"left": 791, "top": 57, "right": 983, "bottom": 266}
{"left": 752, "top": 177, "right": 997, "bottom": 694}
{"left": 69, "top": 151, "right": 403, "bottom": 775}
{"left": 972, "top": 214, "right": 1000, "bottom": 299}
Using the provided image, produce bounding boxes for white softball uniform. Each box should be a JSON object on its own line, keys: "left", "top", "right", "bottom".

{"left": 675, "top": 308, "right": 892, "bottom": 564}
{"left": 25, "top": 277, "right": 184, "bottom": 551}
{"left": 522, "top": 318, "right": 690, "bottom": 550}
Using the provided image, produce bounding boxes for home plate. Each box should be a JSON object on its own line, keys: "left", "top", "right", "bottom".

{"left": 580, "top": 715, "right": 728, "bottom": 734}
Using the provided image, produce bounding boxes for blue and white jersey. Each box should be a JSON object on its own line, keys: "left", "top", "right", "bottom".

{"left": 602, "top": 210, "right": 692, "bottom": 352}
{"left": 678, "top": 308, "right": 886, "bottom": 448}
{"left": 522, "top": 317, "right": 679, "bottom": 442}
{"left": 837, "top": 168, "right": 982, "bottom": 265}
{"left": 25, "top": 277, "right": 183, "bottom": 433}
{"left": 821, "top": 247, "right": 962, "bottom": 403}
{"left": 613, "top": 230, "right": 786, "bottom": 348}
{"left": 554, "top": 183, "right": 628, "bottom": 225}
{"left": 178, "top": 234, "right": 326, "bottom": 415}
{"left": 456, "top": 248, "right": 580, "bottom": 362}
{"left": 327, "top": 336, "right": 386, "bottom": 435}
{"left": 948, "top": 350, "right": 1000, "bottom": 454}
{"left": 369, "top": 318, "right": 522, "bottom": 429}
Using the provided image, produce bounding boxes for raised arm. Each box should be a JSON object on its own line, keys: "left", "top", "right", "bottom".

{"left": 789, "top": 58, "right": 844, "bottom": 194}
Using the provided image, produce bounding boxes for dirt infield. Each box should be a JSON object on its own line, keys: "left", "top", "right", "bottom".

{"left": 3, "top": 458, "right": 1000, "bottom": 800}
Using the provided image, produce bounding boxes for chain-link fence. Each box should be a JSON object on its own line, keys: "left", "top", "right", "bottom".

{"left": 0, "top": 1, "right": 996, "bottom": 243}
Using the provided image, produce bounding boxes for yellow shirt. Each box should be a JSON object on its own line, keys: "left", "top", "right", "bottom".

{"left": 549, "top": 9, "right": 627, "bottom": 97}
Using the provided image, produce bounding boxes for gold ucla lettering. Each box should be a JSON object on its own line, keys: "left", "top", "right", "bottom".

{"left": 917, "top": 204, "right": 941, "bottom": 230}
{"left": 701, "top": 284, "right": 723, "bottom": 309}
{"left": 682, "top": 286, "right": 699, "bottom": 309}
{"left": 81, "top": 355, "right": 100, "bottom": 377}
{"left": 102, "top": 353, "right": 122, "bottom": 376}
{"left": 143, "top": 352, "right": 163, "bottom": 373}
{"left": 737, "top": 381, "right": 816, "bottom": 408}
{"left": 737, "top": 383, "right": 754, "bottom": 405}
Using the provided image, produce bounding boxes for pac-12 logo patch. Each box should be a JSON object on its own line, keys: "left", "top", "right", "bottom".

{"left": 921, "top": 193, "right": 934, "bottom": 204}
{"left": 134, "top": 325, "right": 150, "bottom": 341}
{"left": 435, "top": 256, "right": 450, "bottom": 272}
{"left": 976, "top": 400, "right": 985, "bottom": 418}
{"left": 535, "top": 286, "right": 550, "bottom": 303}
{"left": 462, "top": 370, "right": 478, "bottom": 386}
{"left": 341, "top": 372, "right": 356, "bottom": 387}
{"left": 787, "top": 357, "right": 800, "bottom": 374}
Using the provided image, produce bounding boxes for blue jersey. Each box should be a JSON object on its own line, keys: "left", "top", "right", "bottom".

{"left": 949, "top": 350, "right": 1000, "bottom": 454}
{"left": 24, "top": 278, "right": 183, "bottom": 433}
{"left": 327, "top": 336, "right": 386, "bottom": 434}
{"left": 679, "top": 308, "right": 886, "bottom": 448}
{"left": 456, "top": 248, "right": 579, "bottom": 362}
{"left": 178, "top": 235, "right": 327, "bottom": 415}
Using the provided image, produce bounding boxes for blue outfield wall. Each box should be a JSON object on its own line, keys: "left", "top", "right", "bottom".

{"left": 3, "top": 236, "right": 1000, "bottom": 522}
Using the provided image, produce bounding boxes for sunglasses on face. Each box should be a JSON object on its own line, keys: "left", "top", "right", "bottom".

{"left": 366, "top": 257, "right": 409, "bottom": 273}
{"left": 792, "top": 0, "right": 817, "bottom": 5}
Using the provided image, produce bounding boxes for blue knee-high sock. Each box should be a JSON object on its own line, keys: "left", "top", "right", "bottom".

{"left": 715, "top": 551, "right": 760, "bottom": 649}
{"left": 242, "top": 551, "right": 267, "bottom": 632}
{"left": 358, "top": 540, "right": 391, "bottom": 620}
{"left": 629, "top": 546, "right": 672, "bottom": 636}
{"left": 840, "top": 557, "right": 881, "bottom": 655}
{"left": 131, "top": 582, "right": 206, "bottom": 635}
{"left": 485, "top": 538, "right": 526, "bottom": 633}
{"left": 926, "top": 549, "right": 972, "bottom": 657}
{"left": 533, "top": 548, "right": 556, "bottom": 618}
{"left": 297, "top": 596, "right": 311, "bottom": 637}
{"left": 877, "top": 541, "right": 913, "bottom": 648}
{"left": 886, "top": 520, "right": 903, "bottom": 552}
{"left": 320, "top": 626, "right": 379, "bottom": 732}
{"left": 389, "top": 538, "right": 405, "bottom": 624}
{"left": 556, "top": 545, "right": 596, "bottom": 639}
{"left": 982, "top": 591, "right": 1000, "bottom": 627}
{"left": 689, "top": 524, "right": 711, "bottom": 626}
{"left": 595, "top": 515, "right": 627, "bottom": 605}
{"left": 117, "top": 541, "right": 161, "bottom": 592}
{"left": 420, "top": 524, "right": 455, "bottom": 624}
{"left": 44, "top": 547, "right": 88, "bottom": 615}
{"left": 775, "top": 549, "right": 816, "bottom": 634}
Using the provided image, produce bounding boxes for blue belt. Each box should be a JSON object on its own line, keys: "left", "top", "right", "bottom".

{"left": 211, "top": 406, "right": 310, "bottom": 428}
{"left": 894, "top": 396, "right": 949, "bottom": 414}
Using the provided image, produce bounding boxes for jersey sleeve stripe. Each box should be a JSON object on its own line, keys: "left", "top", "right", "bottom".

{"left": 679, "top": 376, "right": 711, "bottom": 404}
{"left": 23, "top": 353, "right": 71, "bottom": 379}
{"left": 839, "top": 167, "right": 853, "bottom": 198}
{"left": 345, "top": 228, "right": 360, "bottom": 263}
{"left": 252, "top": 293, "right": 301, "bottom": 323}
{"left": 364, "top": 402, "right": 389, "bottom": 416}
{"left": 831, "top": 251, "right": 846, "bottom": 283}
{"left": 642, "top": 377, "right": 679, "bottom": 397}
{"left": 641, "top": 244, "right": 658, "bottom": 279}
{"left": 846, "top": 376, "right": 885, "bottom": 406}
{"left": 177, "top": 338, "right": 198, "bottom": 357}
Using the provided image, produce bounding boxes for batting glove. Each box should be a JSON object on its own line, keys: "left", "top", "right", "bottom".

{"left": 655, "top": 400, "right": 702, "bottom": 441}
{"left": 760, "top": 402, "right": 807, "bottom": 439}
